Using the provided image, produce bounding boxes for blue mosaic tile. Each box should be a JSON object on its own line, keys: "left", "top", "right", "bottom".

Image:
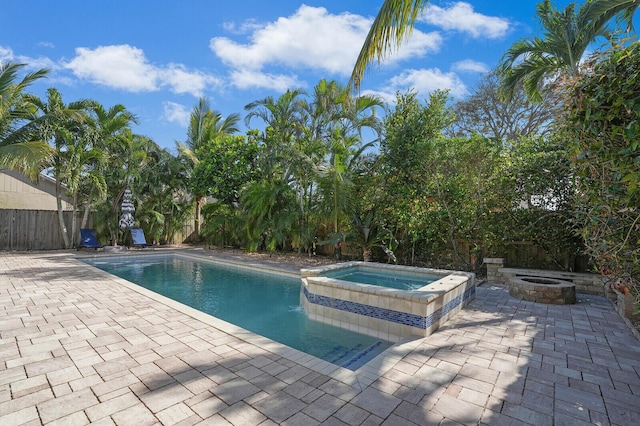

{"left": 303, "top": 281, "right": 475, "bottom": 330}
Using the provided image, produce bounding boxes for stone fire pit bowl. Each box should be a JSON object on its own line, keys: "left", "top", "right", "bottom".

{"left": 509, "top": 276, "right": 577, "bottom": 305}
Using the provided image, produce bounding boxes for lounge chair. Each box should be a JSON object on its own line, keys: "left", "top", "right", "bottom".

{"left": 79, "top": 228, "right": 104, "bottom": 250}
{"left": 130, "top": 228, "right": 152, "bottom": 248}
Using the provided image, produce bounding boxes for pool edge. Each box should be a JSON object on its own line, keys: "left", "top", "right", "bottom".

{"left": 73, "top": 250, "right": 419, "bottom": 390}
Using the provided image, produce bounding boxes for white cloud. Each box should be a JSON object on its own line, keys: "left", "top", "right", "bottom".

{"left": 422, "top": 2, "right": 510, "bottom": 39}
{"left": 388, "top": 68, "right": 468, "bottom": 98}
{"left": 64, "top": 45, "right": 220, "bottom": 97}
{"left": 65, "top": 45, "right": 157, "bottom": 91}
{"left": 452, "top": 59, "right": 489, "bottom": 74}
{"left": 163, "top": 101, "right": 190, "bottom": 127}
{"left": 230, "top": 69, "right": 302, "bottom": 92}
{"left": 0, "top": 46, "right": 13, "bottom": 61}
{"left": 0, "top": 45, "right": 58, "bottom": 71}
{"left": 222, "top": 19, "right": 263, "bottom": 35}
{"left": 387, "top": 31, "right": 443, "bottom": 64}
{"left": 361, "top": 89, "right": 397, "bottom": 106}
{"left": 160, "top": 64, "right": 221, "bottom": 96}
{"left": 211, "top": 5, "right": 370, "bottom": 74}
{"left": 211, "top": 5, "right": 442, "bottom": 90}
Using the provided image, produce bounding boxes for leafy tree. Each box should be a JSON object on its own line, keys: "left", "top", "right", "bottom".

{"left": 379, "top": 89, "right": 454, "bottom": 263}
{"left": 450, "top": 69, "right": 559, "bottom": 142}
{"left": 562, "top": 42, "right": 640, "bottom": 302}
{"left": 191, "top": 135, "right": 259, "bottom": 206}
{"left": 191, "top": 134, "right": 260, "bottom": 247}
{"left": 489, "top": 135, "right": 580, "bottom": 270}
{"left": 426, "top": 135, "right": 502, "bottom": 271}
{"left": 0, "top": 62, "right": 52, "bottom": 180}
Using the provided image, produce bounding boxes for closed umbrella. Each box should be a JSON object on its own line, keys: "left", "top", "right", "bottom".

{"left": 118, "top": 187, "right": 135, "bottom": 230}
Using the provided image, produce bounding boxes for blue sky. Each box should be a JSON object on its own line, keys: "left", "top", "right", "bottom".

{"left": 2, "top": 0, "right": 573, "bottom": 152}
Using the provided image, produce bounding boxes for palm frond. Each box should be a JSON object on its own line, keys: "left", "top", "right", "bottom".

{"left": 582, "top": 0, "right": 640, "bottom": 32}
{"left": 0, "top": 141, "right": 54, "bottom": 181}
{"left": 350, "top": 0, "right": 430, "bottom": 91}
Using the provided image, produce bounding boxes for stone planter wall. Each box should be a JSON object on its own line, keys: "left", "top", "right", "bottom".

{"left": 614, "top": 290, "right": 640, "bottom": 319}
{"left": 483, "top": 258, "right": 605, "bottom": 295}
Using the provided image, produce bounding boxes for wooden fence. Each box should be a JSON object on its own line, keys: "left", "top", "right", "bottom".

{"left": 0, "top": 209, "right": 84, "bottom": 250}
{"left": 2, "top": 210, "right": 590, "bottom": 272}
{"left": 0, "top": 209, "right": 194, "bottom": 250}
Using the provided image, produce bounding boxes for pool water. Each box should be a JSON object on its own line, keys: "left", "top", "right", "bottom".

{"left": 83, "top": 254, "right": 392, "bottom": 370}
{"left": 325, "top": 269, "right": 437, "bottom": 290}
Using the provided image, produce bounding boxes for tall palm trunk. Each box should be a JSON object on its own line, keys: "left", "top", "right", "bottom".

{"left": 194, "top": 196, "right": 204, "bottom": 241}
{"left": 55, "top": 174, "right": 71, "bottom": 249}
{"left": 70, "top": 191, "right": 79, "bottom": 248}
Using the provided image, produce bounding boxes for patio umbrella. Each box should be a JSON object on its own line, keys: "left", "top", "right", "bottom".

{"left": 118, "top": 187, "right": 135, "bottom": 230}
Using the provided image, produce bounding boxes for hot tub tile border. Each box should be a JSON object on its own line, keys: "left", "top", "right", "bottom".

{"left": 302, "top": 284, "right": 475, "bottom": 332}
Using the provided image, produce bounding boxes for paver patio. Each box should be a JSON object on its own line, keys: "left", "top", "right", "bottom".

{"left": 1, "top": 250, "right": 639, "bottom": 425}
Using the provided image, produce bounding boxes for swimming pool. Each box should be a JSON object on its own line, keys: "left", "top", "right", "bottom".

{"left": 82, "top": 254, "right": 392, "bottom": 370}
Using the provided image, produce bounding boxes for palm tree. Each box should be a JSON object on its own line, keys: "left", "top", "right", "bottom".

{"left": 133, "top": 142, "right": 191, "bottom": 245}
{"left": 78, "top": 102, "right": 138, "bottom": 229}
{"left": 57, "top": 128, "right": 107, "bottom": 246}
{"left": 498, "top": 0, "right": 622, "bottom": 102}
{"left": 582, "top": 0, "right": 639, "bottom": 31}
{"left": 0, "top": 62, "right": 51, "bottom": 180}
{"left": 312, "top": 81, "right": 384, "bottom": 236}
{"left": 29, "top": 88, "right": 95, "bottom": 248}
{"left": 245, "top": 89, "right": 308, "bottom": 180}
{"left": 348, "top": 0, "right": 638, "bottom": 94}
{"left": 179, "top": 97, "right": 241, "bottom": 160}
{"left": 178, "top": 97, "right": 240, "bottom": 238}
{"left": 350, "top": 0, "right": 431, "bottom": 91}
{"left": 93, "top": 130, "right": 160, "bottom": 246}
{"left": 348, "top": 208, "right": 392, "bottom": 262}
{"left": 243, "top": 90, "right": 308, "bottom": 252}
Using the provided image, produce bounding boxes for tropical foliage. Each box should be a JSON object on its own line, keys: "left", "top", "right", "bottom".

{"left": 177, "top": 97, "right": 241, "bottom": 238}
{"left": 1, "top": 0, "right": 638, "bottom": 287}
{"left": 0, "top": 62, "right": 51, "bottom": 180}
{"left": 562, "top": 41, "right": 640, "bottom": 303}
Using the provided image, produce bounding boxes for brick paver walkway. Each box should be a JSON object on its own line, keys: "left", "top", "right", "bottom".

{"left": 1, "top": 251, "right": 639, "bottom": 425}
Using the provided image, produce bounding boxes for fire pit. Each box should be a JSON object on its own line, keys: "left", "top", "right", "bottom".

{"left": 509, "top": 276, "right": 576, "bottom": 304}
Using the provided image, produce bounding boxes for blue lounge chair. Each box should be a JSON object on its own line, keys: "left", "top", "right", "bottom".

{"left": 79, "top": 228, "right": 104, "bottom": 250}
{"left": 130, "top": 228, "right": 152, "bottom": 247}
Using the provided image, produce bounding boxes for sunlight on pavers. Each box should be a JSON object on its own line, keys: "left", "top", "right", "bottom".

{"left": 1, "top": 252, "right": 640, "bottom": 425}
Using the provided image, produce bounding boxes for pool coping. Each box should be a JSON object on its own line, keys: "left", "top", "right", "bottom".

{"left": 76, "top": 248, "right": 424, "bottom": 390}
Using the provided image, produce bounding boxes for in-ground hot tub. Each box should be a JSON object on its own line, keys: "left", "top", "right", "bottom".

{"left": 301, "top": 262, "right": 475, "bottom": 342}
